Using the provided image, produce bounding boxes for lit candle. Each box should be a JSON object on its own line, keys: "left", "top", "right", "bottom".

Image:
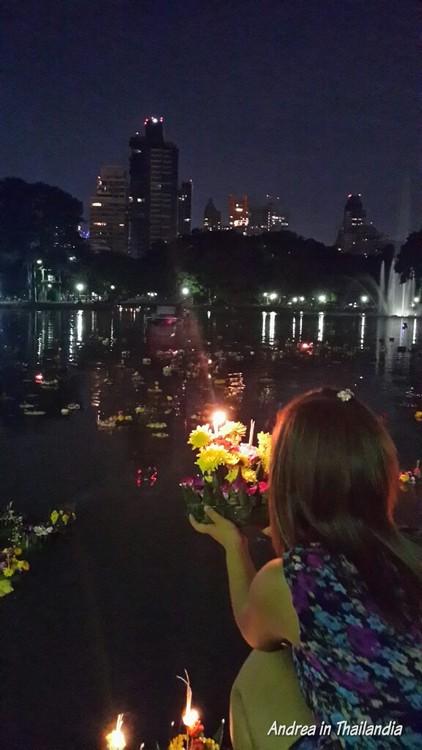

{"left": 212, "top": 409, "right": 226, "bottom": 436}
{"left": 106, "top": 714, "right": 126, "bottom": 750}
{"left": 178, "top": 670, "right": 200, "bottom": 729}
{"left": 248, "top": 419, "right": 255, "bottom": 446}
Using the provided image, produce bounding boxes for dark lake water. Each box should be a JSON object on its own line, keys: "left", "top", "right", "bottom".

{"left": 1, "top": 307, "right": 422, "bottom": 749}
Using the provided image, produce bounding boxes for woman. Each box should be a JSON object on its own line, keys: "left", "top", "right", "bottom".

{"left": 190, "top": 388, "right": 422, "bottom": 749}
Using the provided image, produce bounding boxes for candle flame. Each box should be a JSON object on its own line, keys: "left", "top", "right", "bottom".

{"left": 106, "top": 714, "right": 126, "bottom": 750}
{"left": 212, "top": 409, "right": 226, "bottom": 434}
{"left": 177, "top": 670, "right": 200, "bottom": 729}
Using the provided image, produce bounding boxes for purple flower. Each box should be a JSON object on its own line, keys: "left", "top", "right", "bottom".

{"left": 328, "top": 665, "right": 375, "bottom": 695}
{"left": 306, "top": 552, "right": 323, "bottom": 568}
{"left": 292, "top": 572, "right": 316, "bottom": 613}
{"left": 347, "top": 625, "right": 381, "bottom": 658}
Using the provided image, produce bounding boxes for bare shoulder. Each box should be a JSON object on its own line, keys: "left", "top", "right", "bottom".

{"left": 243, "top": 558, "right": 301, "bottom": 649}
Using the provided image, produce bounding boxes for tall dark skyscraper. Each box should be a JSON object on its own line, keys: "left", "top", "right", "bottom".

{"left": 128, "top": 117, "right": 178, "bottom": 257}
{"left": 336, "top": 194, "right": 385, "bottom": 255}
{"left": 203, "top": 198, "right": 222, "bottom": 231}
{"left": 89, "top": 166, "right": 128, "bottom": 254}
{"left": 178, "top": 179, "right": 192, "bottom": 235}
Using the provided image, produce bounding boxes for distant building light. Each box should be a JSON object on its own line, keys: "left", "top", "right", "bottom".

{"left": 92, "top": 202, "right": 102, "bottom": 207}
{"left": 36, "top": 259, "right": 43, "bottom": 265}
{"left": 110, "top": 285, "right": 116, "bottom": 291}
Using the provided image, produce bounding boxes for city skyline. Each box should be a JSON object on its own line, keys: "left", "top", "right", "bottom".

{"left": 1, "top": 0, "right": 420, "bottom": 244}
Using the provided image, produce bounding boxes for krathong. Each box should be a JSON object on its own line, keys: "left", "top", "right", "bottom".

{"left": 0, "top": 503, "right": 76, "bottom": 599}
{"left": 181, "top": 412, "right": 271, "bottom": 525}
{"left": 167, "top": 671, "right": 220, "bottom": 750}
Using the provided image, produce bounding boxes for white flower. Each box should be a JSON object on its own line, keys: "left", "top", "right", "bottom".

{"left": 33, "top": 525, "right": 53, "bottom": 537}
{"left": 337, "top": 388, "right": 354, "bottom": 402}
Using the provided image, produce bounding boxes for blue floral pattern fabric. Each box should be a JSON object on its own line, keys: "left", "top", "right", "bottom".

{"left": 283, "top": 543, "right": 422, "bottom": 749}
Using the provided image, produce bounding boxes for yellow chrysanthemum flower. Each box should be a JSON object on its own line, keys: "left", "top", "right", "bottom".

{"left": 226, "top": 466, "right": 240, "bottom": 483}
{"left": 0, "top": 578, "right": 13, "bottom": 597}
{"left": 241, "top": 467, "right": 257, "bottom": 484}
{"left": 168, "top": 734, "right": 186, "bottom": 750}
{"left": 219, "top": 421, "right": 246, "bottom": 442}
{"left": 196, "top": 446, "right": 233, "bottom": 474}
{"left": 257, "top": 431, "right": 272, "bottom": 474}
{"left": 188, "top": 425, "right": 213, "bottom": 450}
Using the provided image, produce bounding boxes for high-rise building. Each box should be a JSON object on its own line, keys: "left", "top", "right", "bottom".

{"left": 178, "top": 179, "right": 192, "bottom": 235}
{"left": 128, "top": 117, "right": 178, "bottom": 257}
{"left": 89, "top": 166, "right": 128, "bottom": 254}
{"left": 203, "top": 198, "right": 222, "bottom": 231}
{"left": 248, "top": 195, "right": 289, "bottom": 235}
{"left": 336, "top": 194, "right": 384, "bottom": 255}
{"left": 228, "top": 194, "right": 249, "bottom": 229}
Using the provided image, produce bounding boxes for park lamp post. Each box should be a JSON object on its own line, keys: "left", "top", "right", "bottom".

{"left": 75, "top": 282, "right": 85, "bottom": 301}
{"left": 181, "top": 286, "right": 190, "bottom": 300}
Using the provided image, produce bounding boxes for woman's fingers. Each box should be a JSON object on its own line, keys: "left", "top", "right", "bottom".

{"left": 189, "top": 514, "right": 212, "bottom": 534}
{"left": 203, "top": 505, "right": 223, "bottom": 522}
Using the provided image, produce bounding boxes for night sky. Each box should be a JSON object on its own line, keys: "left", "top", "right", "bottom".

{"left": 1, "top": 0, "right": 420, "bottom": 243}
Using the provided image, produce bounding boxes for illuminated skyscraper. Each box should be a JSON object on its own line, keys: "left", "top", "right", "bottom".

{"left": 228, "top": 194, "right": 249, "bottom": 229}
{"left": 203, "top": 198, "right": 222, "bottom": 231}
{"left": 178, "top": 179, "right": 192, "bottom": 235}
{"left": 89, "top": 166, "right": 128, "bottom": 254}
{"left": 128, "top": 117, "right": 178, "bottom": 257}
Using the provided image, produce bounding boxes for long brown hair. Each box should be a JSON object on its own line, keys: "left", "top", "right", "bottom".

{"left": 269, "top": 388, "right": 422, "bottom": 625}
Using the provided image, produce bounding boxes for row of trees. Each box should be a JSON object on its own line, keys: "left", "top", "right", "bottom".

{"left": 0, "top": 177, "right": 420, "bottom": 302}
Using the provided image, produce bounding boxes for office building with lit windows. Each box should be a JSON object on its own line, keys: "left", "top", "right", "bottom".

{"left": 248, "top": 195, "right": 289, "bottom": 235}
{"left": 89, "top": 166, "right": 128, "bottom": 254}
{"left": 178, "top": 179, "right": 192, "bottom": 235}
{"left": 128, "top": 117, "right": 178, "bottom": 257}
{"left": 228, "top": 194, "right": 249, "bottom": 229}
{"left": 203, "top": 198, "right": 222, "bottom": 231}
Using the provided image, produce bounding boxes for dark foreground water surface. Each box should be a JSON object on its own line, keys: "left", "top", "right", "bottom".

{"left": 1, "top": 307, "right": 422, "bottom": 749}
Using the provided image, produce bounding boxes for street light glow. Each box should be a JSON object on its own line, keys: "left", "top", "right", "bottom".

{"left": 414, "top": 296, "right": 420, "bottom": 303}
{"left": 110, "top": 285, "right": 116, "bottom": 290}
{"left": 317, "top": 294, "right": 327, "bottom": 303}
{"left": 36, "top": 259, "right": 43, "bottom": 265}
{"left": 181, "top": 286, "right": 190, "bottom": 296}
{"left": 75, "top": 283, "right": 85, "bottom": 293}
{"left": 360, "top": 295, "right": 369, "bottom": 303}
{"left": 269, "top": 292, "right": 278, "bottom": 300}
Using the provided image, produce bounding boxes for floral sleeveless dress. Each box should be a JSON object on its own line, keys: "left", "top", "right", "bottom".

{"left": 282, "top": 543, "right": 422, "bottom": 749}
